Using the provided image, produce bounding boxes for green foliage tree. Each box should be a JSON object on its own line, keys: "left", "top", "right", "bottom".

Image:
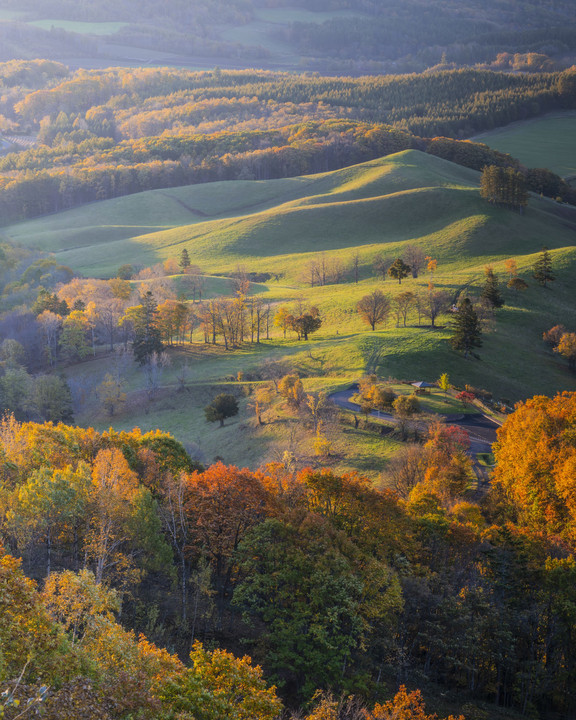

{"left": 234, "top": 514, "right": 401, "bottom": 702}
{"left": 59, "top": 310, "right": 91, "bottom": 361}
{"left": 480, "top": 165, "right": 528, "bottom": 210}
{"left": 289, "top": 309, "right": 322, "bottom": 341}
{"left": 204, "top": 393, "right": 239, "bottom": 427}
{"left": 31, "top": 374, "right": 74, "bottom": 423}
{"left": 156, "top": 641, "right": 282, "bottom": 720}
{"left": 450, "top": 297, "right": 482, "bottom": 358}
{"left": 179, "top": 249, "right": 191, "bottom": 272}
{"left": 533, "top": 247, "right": 555, "bottom": 287}
{"left": 132, "top": 291, "right": 164, "bottom": 365}
{"left": 116, "top": 264, "right": 134, "bottom": 280}
{"left": 481, "top": 266, "right": 504, "bottom": 308}
{"left": 387, "top": 258, "right": 411, "bottom": 284}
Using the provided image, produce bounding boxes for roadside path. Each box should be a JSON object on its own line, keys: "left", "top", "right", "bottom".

{"left": 328, "top": 388, "right": 500, "bottom": 457}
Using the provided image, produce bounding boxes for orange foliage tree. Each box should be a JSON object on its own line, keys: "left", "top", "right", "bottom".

{"left": 494, "top": 391, "right": 576, "bottom": 535}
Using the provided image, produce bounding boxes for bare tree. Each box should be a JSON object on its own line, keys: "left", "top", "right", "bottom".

{"left": 350, "top": 251, "right": 360, "bottom": 283}
{"left": 329, "top": 257, "right": 346, "bottom": 284}
{"left": 381, "top": 443, "right": 429, "bottom": 497}
{"left": 357, "top": 290, "right": 391, "bottom": 331}
{"left": 230, "top": 264, "right": 251, "bottom": 296}
{"left": 373, "top": 254, "right": 392, "bottom": 281}
{"left": 422, "top": 288, "right": 450, "bottom": 328}
{"left": 301, "top": 391, "right": 336, "bottom": 435}
{"left": 393, "top": 291, "right": 416, "bottom": 327}
{"left": 403, "top": 244, "right": 426, "bottom": 278}
{"left": 259, "top": 358, "right": 294, "bottom": 390}
{"left": 144, "top": 350, "right": 171, "bottom": 402}
{"left": 96, "top": 298, "right": 124, "bottom": 351}
{"left": 37, "top": 310, "right": 62, "bottom": 366}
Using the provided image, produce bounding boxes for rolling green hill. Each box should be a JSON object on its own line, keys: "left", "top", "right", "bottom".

{"left": 5, "top": 149, "right": 576, "bottom": 462}
{"left": 6, "top": 149, "right": 574, "bottom": 280}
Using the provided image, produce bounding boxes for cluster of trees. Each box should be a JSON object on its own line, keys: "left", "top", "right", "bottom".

{"left": 0, "top": 66, "right": 575, "bottom": 221}
{"left": 3, "top": 396, "right": 576, "bottom": 715}
{"left": 480, "top": 165, "right": 528, "bottom": 210}
{"left": 544, "top": 323, "right": 576, "bottom": 372}
{"left": 356, "top": 283, "right": 448, "bottom": 332}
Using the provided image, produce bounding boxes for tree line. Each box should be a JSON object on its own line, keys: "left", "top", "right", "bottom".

{"left": 0, "top": 66, "right": 574, "bottom": 222}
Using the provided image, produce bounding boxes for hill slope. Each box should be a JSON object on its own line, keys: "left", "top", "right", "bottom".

{"left": 4, "top": 149, "right": 576, "bottom": 414}
{"left": 5, "top": 150, "right": 576, "bottom": 280}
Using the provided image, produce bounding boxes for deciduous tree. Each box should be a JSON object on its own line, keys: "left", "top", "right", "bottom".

{"left": 555, "top": 332, "right": 576, "bottom": 372}
{"left": 204, "top": 393, "right": 239, "bottom": 427}
{"left": 357, "top": 290, "right": 390, "bottom": 331}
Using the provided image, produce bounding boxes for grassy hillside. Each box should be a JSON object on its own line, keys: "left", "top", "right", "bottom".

{"left": 6, "top": 150, "right": 576, "bottom": 468}
{"left": 7, "top": 149, "right": 572, "bottom": 279}
{"left": 473, "top": 112, "right": 576, "bottom": 180}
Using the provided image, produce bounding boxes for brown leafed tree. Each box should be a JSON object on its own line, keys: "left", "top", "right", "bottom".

{"left": 357, "top": 290, "right": 390, "bottom": 331}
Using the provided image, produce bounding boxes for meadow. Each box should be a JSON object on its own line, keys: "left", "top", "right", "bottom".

{"left": 473, "top": 112, "right": 576, "bottom": 180}
{"left": 6, "top": 149, "right": 576, "bottom": 472}
{"left": 28, "top": 20, "right": 127, "bottom": 35}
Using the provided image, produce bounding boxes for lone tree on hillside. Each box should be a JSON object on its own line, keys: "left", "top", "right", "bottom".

{"left": 205, "top": 393, "right": 239, "bottom": 427}
{"left": 288, "top": 308, "right": 322, "bottom": 340}
{"left": 388, "top": 258, "right": 412, "bottom": 284}
{"left": 357, "top": 290, "right": 391, "bottom": 331}
{"left": 421, "top": 287, "right": 449, "bottom": 328}
{"left": 450, "top": 297, "right": 482, "bottom": 358}
{"left": 481, "top": 266, "right": 504, "bottom": 308}
{"left": 507, "top": 276, "right": 528, "bottom": 294}
{"left": 533, "top": 247, "right": 555, "bottom": 287}
{"left": 179, "top": 248, "right": 191, "bottom": 272}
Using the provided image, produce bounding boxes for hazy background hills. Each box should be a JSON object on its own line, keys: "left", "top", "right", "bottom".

{"left": 1, "top": 0, "right": 576, "bottom": 74}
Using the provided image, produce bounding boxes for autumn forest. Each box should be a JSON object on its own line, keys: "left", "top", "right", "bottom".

{"left": 2, "top": 1, "right": 576, "bottom": 719}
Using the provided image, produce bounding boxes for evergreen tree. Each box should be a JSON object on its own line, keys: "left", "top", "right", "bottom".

{"left": 179, "top": 248, "right": 191, "bottom": 272}
{"left": 132, "top": 292, "right": 164, "bottom": 365}
{"left": 481, "top": 266, "right": 504, "bottom": 308}
{"left": 533, "top": 247, "right": 555, "bottom": 287}
{"left": 480, "top": 165, "right": 528, "bottom": 210}
{"left": 450, "top": 297, "right": 482, "bottom": 358}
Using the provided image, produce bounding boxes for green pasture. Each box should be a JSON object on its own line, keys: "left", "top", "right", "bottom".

{"left": 6, "top": 150, "right": 575, "bottom": 282}
{"left": 472, "top": 112, "right": 576, "bottom": 180}
{"left": 11, "top": 149, "right": 576, "bottom": 468}
{"left": 254, "top": 8, "right": 365, "bottom": 24}
{"left": 27, "top": 20, "right": 127, "bottom": 35}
